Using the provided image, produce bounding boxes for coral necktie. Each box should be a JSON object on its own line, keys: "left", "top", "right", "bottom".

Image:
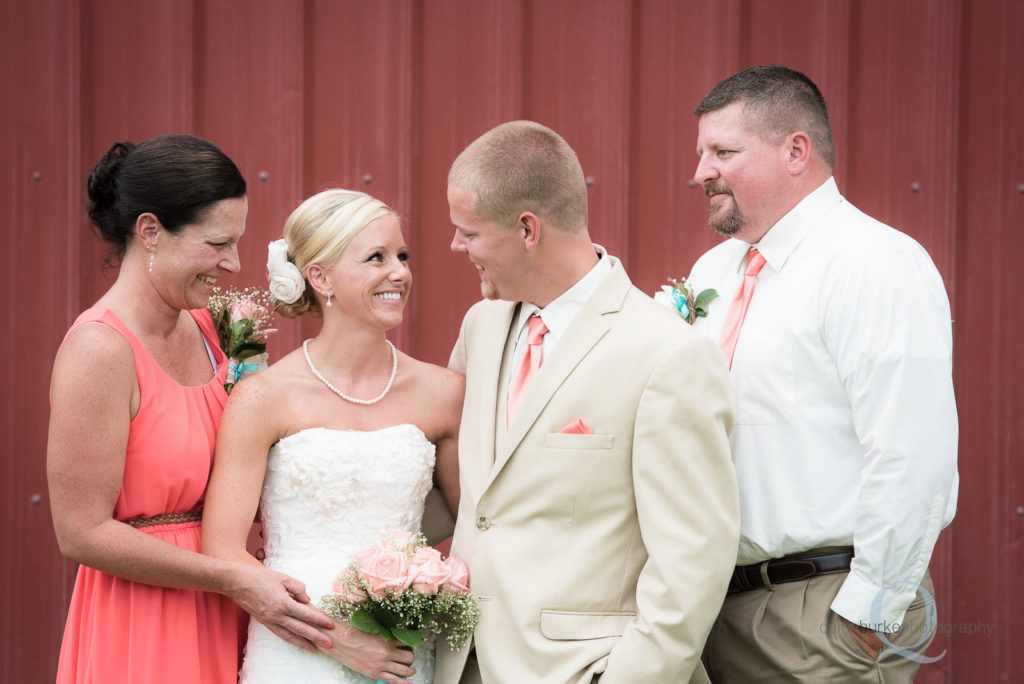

{"left": 508, "top": 314, "right": 549, "bottom": 423}
{"left": 719, "top": 248, "right": 766, "bottom": 368}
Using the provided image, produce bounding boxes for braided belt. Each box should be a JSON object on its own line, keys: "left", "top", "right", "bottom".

{"left": 125, "top": 510, "right": 202, "bottom": 528}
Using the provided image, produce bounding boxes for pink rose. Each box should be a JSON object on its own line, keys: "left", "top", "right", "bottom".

{"left": 344, "top": 585, "right": 369, "bottom": 605}
{"left": 377, "top": 529, "right": 416, "bottom": 552}
{"left": 409, "top": 548, "right": 451, "bottom": 596}
{"left": 444, "top": 555, "right": 471, "bottom": 595}
{"left": 411, "top": 547, "right": 443, "bottom": 565}
{"left": 331, "top": 570, "right": 369, "bottom": 605}
{"left": 331, "top": 570, "right": 350, "bottom": 594}
{"left": 351, "top": 544, "right": 383, "bottom": 570}
{"left": 230, "top": 300, "right": 260, "bottom": 321}
{"left": 362, "top": 550, "right": 413, "bottom": 598}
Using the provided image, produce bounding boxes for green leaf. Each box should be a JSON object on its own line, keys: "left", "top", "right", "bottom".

{"left": 350, "top": 609, "right": 390, "bottom": 637}
{"left": 233, "top": 341, "right": 267, "bottom": 360}
{"left": 371, "top": 607, "right": 399, "bottom": 629}
{"left": 391, "top": 626, "right": 424, "bottom": 648}
{"left": 229, "top": 319, "right": 256, "bottom": 342}
{"left": 694, "top": 288, "right": 719, "bottom": 311}
{"left": 216, "top": 308, "right": 233, "bottom": 350}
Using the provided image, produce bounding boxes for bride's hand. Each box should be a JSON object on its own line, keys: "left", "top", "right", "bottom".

{"left": 318, "top": 627, "right": 417, "bottom": 683}
{"left": 228, "top": 565, "right": 336, "bottom": 653}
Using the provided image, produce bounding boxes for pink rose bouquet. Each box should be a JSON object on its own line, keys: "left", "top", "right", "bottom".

{"left": 206, "top": 286, "right": 278, "bottom": 392}
{"left": 319, "top": 530, "right": 479, "bottom": 650}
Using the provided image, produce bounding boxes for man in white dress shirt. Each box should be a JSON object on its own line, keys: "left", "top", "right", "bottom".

{"left": 686, "top": 65, "right": 959, "bottom": 682}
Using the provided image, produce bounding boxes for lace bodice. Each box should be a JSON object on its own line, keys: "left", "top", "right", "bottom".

{"left": 240, "top": 423, "right": 437, "bottom": 683}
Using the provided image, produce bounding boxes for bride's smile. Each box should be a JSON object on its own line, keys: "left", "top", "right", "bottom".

{"left": 322, "top": 214, "right": 410, "bottom": 329}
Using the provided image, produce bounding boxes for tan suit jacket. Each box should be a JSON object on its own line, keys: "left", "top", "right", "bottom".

{"left": 435, "top": 258, "right": 739, "bottom": 684}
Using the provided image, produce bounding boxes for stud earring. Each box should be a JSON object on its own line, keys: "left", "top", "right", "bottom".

{"left": 325, "top": 293, "right": 332, "bottom": 308}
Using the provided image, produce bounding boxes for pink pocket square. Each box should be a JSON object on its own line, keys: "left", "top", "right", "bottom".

{"left": 558, "top": 419, "right": 594, "bottom": 434}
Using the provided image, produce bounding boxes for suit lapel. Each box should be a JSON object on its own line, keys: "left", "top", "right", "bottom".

{"left": 473, "top": 302, "right": 519, "bottom": 487}
{"left": 489, "top": 259, "right": 632, "bottom": 481}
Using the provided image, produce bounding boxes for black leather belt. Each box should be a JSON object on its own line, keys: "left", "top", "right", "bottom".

{"left": 728, "top": 547, "right": 854, "bottom": 594}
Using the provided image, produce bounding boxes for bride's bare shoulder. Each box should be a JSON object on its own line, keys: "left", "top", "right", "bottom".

{"left": 224, "top": 347, "right": 312, "bottom": 414}
{"left": 398, "top": 352, "right": 465, "bottom": 403}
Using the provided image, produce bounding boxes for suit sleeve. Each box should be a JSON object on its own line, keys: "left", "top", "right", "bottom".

{"left": 448, "top": 307, "right": 470, "bottom": 375}
{"left": 601, "top": 333, "right": 739, "bottom": 683}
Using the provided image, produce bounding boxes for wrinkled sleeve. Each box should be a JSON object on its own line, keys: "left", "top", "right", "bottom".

{"left": 601, "top": 333, "right": 739, "bottom": 682}
{"left": 823, "top": 243, "right": 958, "bottom": 630}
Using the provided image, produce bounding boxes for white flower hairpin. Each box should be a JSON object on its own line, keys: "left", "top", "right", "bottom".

{"left": 266, "top": 239, "right": 305, "bottom": 304}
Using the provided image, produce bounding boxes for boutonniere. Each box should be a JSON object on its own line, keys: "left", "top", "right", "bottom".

{"left": 654, "top": 277, "right": 718, "bottom": 324}
{"left": 207, "top": 287, "right": 278, "bottom": 393}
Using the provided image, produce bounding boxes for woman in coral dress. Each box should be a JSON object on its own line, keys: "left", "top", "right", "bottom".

{"left": 47, "top": 135, "right": 335, "bottom": 684}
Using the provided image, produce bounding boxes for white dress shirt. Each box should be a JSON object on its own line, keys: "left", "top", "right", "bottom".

{"left": 688, "top": 177, "right": 958, "bottom": 629}
{"left": 508, "top": 246, "right": 612, "bottom": 388}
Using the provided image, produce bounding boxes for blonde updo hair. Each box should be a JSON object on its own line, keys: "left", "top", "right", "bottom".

{"left": 275, "top": 189, "right": 399, "bottom": 318}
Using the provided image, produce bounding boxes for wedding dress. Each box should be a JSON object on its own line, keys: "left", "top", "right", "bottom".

{"left": 240, "top": 424, "right": 436, "bottom": 683}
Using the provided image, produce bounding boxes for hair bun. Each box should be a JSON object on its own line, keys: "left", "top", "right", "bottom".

{"left": 87, "top": 141, "right": 137, "bottom": 238}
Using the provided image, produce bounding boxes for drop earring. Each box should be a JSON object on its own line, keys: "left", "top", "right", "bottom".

{"left": 326, "top": 293, "right": 332, "bottom": 308}
{"left": 148, "top": 247, "right": 155, "bottom": 272}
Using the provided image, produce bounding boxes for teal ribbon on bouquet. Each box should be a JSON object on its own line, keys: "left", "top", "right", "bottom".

{"left": 670, "top": 287, "right": 690, "bottom": 320}
{"left": 227, "top": 358, "right": 259, "bottom": 385}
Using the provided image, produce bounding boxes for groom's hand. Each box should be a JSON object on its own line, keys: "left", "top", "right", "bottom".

{"left": 230, "top": 566, "right": 336, "bottom": 653}
{"left": 317, "top": 628, "right": 417, "bottom": 683}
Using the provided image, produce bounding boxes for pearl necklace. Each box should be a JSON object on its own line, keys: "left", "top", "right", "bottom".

{"left": 302, "top": 338, "right": 397, "bottom": 405}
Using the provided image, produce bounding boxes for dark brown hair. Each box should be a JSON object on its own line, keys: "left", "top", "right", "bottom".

{"left": 87, "top": 134, "right": 246, "bottom": 258}
{"left": 695, "top": 65, "right": 836, "bottom": 169}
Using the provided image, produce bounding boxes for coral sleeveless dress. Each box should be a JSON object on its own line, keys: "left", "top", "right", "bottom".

{"left": 55, "top": 307, "right": 244, "bottom": 684}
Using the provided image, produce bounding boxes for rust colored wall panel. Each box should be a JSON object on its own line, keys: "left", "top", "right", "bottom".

{"left": 846, "top": 0, "right": 961, "bottom": 278}
{"left": 195, "top": 0, "right": 308, "bottom": 362}
{"left": 628, "top": 0, "right": 745, "bottom": 296}
{"left": 303, "top": 0, "right": 416, "bottom": 352}
{"left": 949, "top": 1, "right": 1024, "bottom": 681}
{"left": 80, "top": 0, "right": 198, "bottom": 308}
{"left": 414, "top": 0, "right": 525, "bottom": 365}
{"left": 526, "top": 0, "right": 633, "bottom": 257}
{"left": 741, "top": 0, "right": 854, "bottom": 183}
{"left": 2, "top": 1, "right": 83, "bottom": 680}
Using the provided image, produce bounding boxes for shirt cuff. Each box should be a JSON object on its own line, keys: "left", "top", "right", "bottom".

{"left": 830, "top": 570, "right": 920, "bottom": 633}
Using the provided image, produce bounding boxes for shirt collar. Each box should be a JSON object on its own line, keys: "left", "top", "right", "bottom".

{"left": 731, "top": 176, "right": 843, "bottom": 274}
{"left": 516, "top": 245, "right": 611, "bottom": 340}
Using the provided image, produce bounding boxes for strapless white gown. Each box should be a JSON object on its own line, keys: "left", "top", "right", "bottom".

{"left": 239, "top": 424, "right": 437, "bottom": 683}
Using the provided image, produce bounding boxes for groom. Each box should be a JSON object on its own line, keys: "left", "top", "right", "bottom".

{"left": 435, "top": 120, "right": 739, "bottom": 684}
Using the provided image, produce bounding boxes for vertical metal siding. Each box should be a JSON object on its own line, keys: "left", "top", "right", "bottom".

{"left": 3, "top": 0, "right": 1019, "bottom": 680}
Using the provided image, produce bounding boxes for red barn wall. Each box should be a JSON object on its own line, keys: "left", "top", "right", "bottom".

{"left": 2, "top": 0, "right": 1020, "bottom": 680}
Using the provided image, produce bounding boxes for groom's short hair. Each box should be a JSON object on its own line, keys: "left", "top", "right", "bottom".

{"left": 448, "top": 120, "right": 588, "bottom": 233}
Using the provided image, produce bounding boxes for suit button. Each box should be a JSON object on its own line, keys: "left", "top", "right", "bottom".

{"left": 476, "top": 516, "right": 491, "bottom": 531}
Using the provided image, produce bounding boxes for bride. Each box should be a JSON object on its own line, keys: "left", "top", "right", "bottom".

{"left": 202, "top": 189, "right": 463, "bottom": 683}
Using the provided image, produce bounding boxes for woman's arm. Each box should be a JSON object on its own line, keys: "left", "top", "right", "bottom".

{"left": 201, "top": 374, "right": 275, "bottom": 567}
{"left": 47, "top": 323, "right": 236, "bottom": 589}
{"left": 202, "top": 371, "right": 336, "bottom": 651}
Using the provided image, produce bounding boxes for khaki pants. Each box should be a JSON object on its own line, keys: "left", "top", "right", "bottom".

{"left": 459, "top": 649, "right": 484, "bottom": 684}
{"left": 703, "top": 571, "right": 937, "bottom": 683}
